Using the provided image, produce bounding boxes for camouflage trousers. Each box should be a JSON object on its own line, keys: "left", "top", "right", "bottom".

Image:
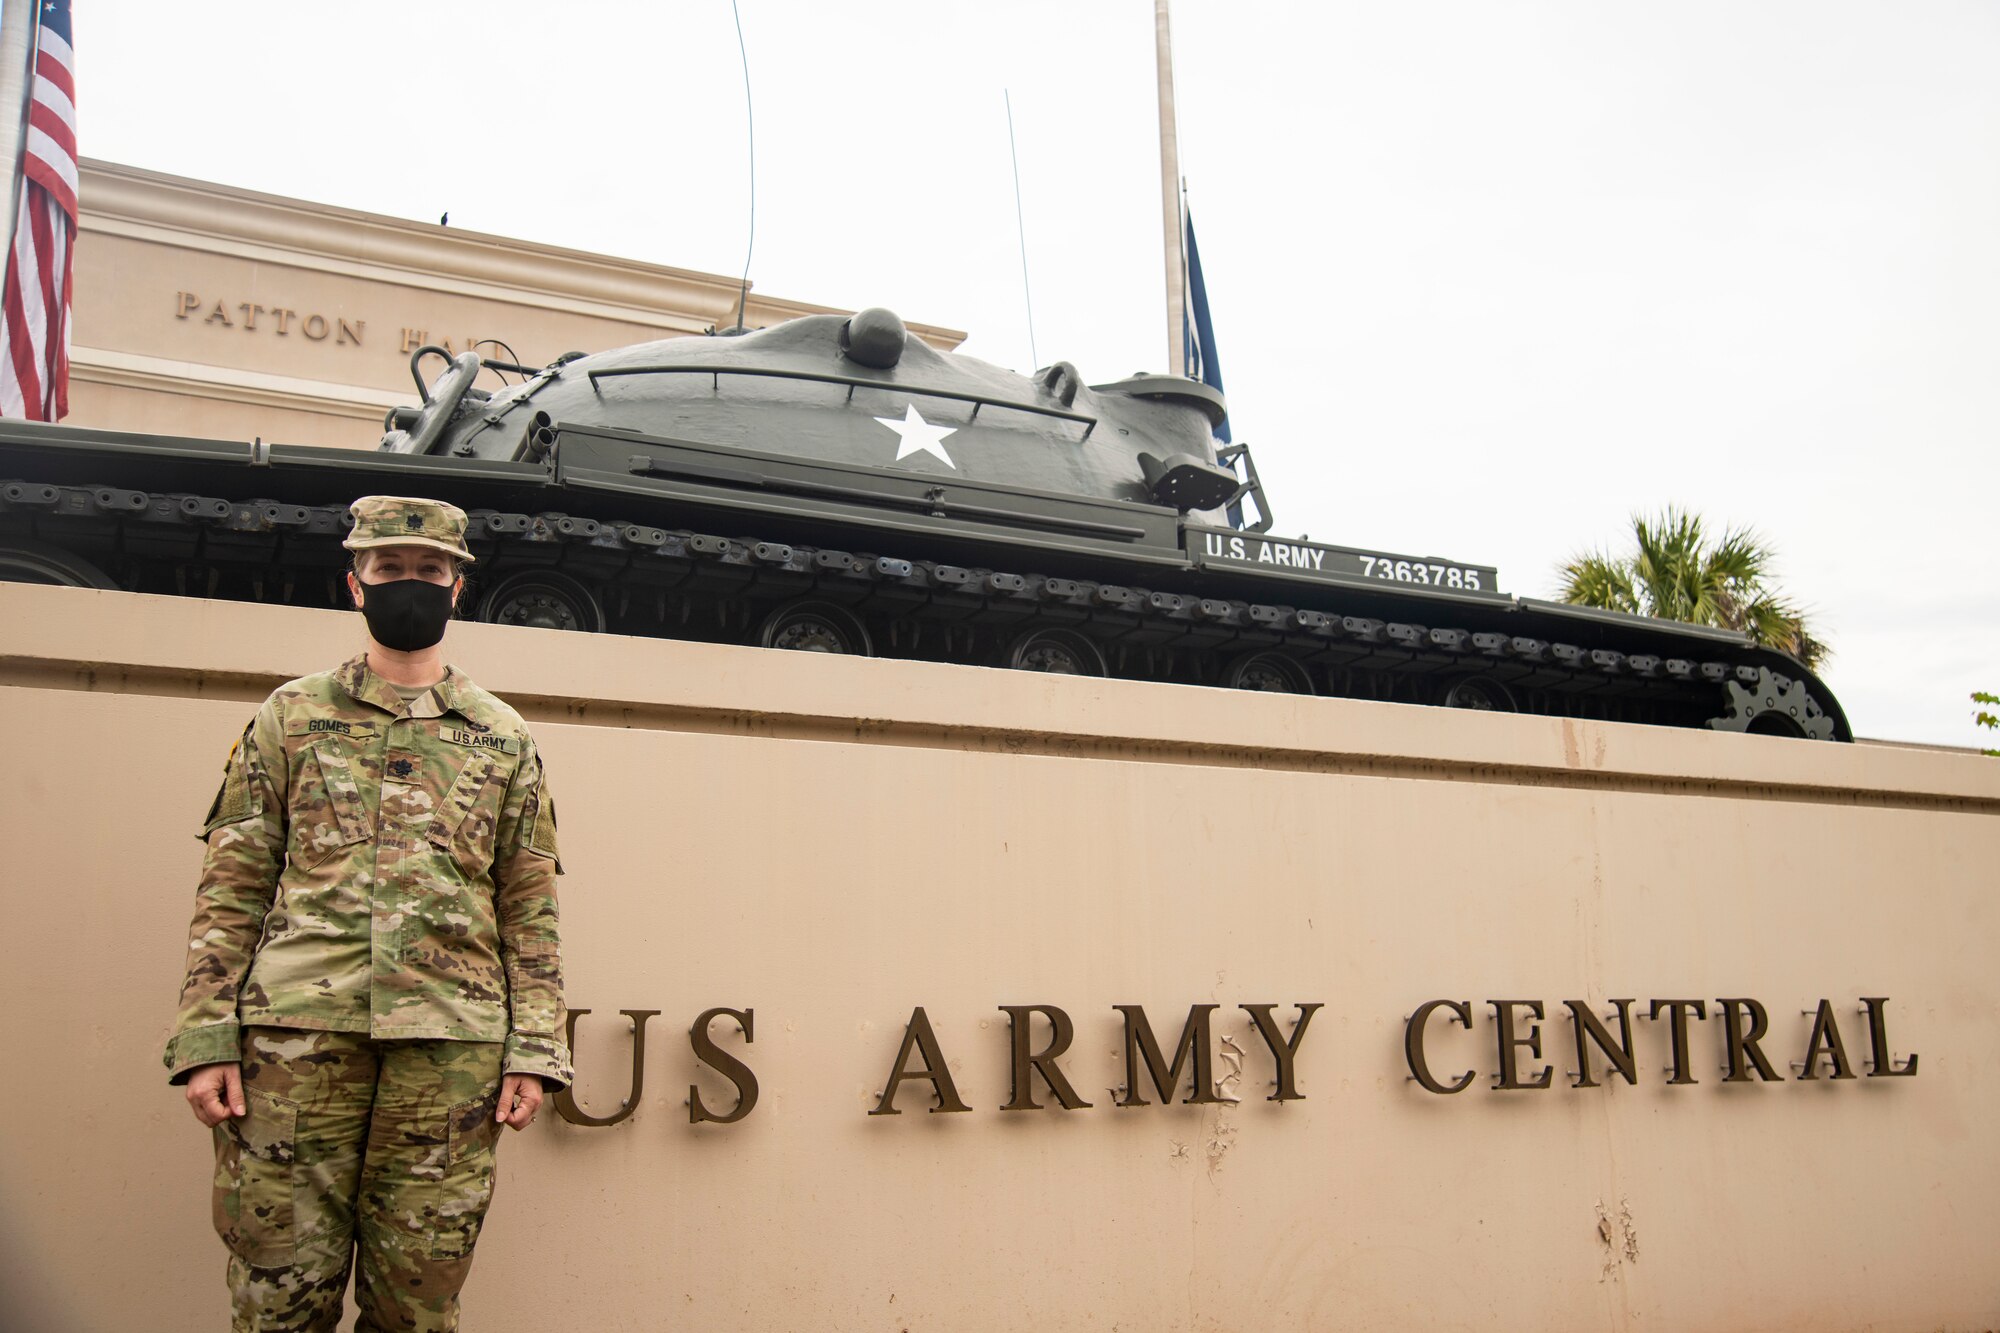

{"left": 212, "top": 1027, "right": 505, "bottom": 1332}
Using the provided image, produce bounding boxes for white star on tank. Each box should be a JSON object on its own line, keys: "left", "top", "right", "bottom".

{"left": 874, "top": 404, "right": 957, "bottom": 468}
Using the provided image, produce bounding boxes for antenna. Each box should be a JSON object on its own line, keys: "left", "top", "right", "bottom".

{"left": 1004, "top": 89, "right": 1039, "bottom": 370}
{"left": 1154, "top": 0, "right": 1187, "bottom": 375}
{"left": 731, "top": 0, "right": 756, "bottom": 333}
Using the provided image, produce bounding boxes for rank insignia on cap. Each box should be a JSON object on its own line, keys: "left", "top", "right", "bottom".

{"left": 342, "top": 495, "right": 475, "bottom": 563}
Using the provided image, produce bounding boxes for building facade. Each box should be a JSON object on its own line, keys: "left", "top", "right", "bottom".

{"left": 67, "top": 158, "right": 962, "bottom": 452}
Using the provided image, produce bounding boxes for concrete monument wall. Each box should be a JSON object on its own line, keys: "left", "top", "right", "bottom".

{"left": 0, "top": 583, "right": 1994, "bottom": 1331}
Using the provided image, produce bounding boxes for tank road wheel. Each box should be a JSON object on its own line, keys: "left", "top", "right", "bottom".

{"left": 758, "top": 600, "right": 873, "bottom": 655}
{"left": 0, "top": 538, "right": 116, "bottom": 589}
{"left": 1706, "top": 667, "right": 1835, "bottom": 741}
{"left": 1005, "top": 628, "right": 1107, "bottom": 676}
{"left": 476, "top": 570, "right": 606, "bottom": 634}
{"left": 1442, "top": 675, "right": 1518, "bottom": 713}
{"left": 1224, "top": 651, "right": 1314, "bottom": 694}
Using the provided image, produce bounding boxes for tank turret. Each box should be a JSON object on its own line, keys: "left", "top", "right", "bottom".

{"left": 385, "top": 309, "right": 1244, "bottom": 521}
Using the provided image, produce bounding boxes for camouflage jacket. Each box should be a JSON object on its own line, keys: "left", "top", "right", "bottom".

{"left": 164, "top": 655, "right": 572, "bottom": 1087}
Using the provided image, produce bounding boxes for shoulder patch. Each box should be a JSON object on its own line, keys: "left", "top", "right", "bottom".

{"left": 203, "top": 725, "right": 255, "bottom": 833}
{"left": 530, "top": 791, "right": 560, "bottom": 863}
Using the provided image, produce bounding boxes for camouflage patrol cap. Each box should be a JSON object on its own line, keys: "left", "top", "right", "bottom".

{"left": 343, "top": 495, "right": 475, "bottom": 563}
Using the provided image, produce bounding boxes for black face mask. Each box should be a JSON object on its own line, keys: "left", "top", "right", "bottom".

{"left": 355, "top": 576, "right": 456, "bottom": 651}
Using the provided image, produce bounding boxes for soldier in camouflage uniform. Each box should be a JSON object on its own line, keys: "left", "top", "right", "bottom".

{"left": 166, "top": 495, "right": 572, "bottom": 1332}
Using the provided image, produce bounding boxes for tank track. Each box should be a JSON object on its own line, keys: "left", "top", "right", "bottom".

{"left": 0, "top": 478, "right": 1841, "bottom": 739}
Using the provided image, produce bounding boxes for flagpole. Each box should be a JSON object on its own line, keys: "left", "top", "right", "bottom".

{"left": 1153, "top": 0, "right": 1186, "bottom": 377}
{"left": 0, "top": 0, "right": 36, "bottom": 271}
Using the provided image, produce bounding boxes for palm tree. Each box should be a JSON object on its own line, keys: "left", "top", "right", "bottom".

{"left": 1557, "top": 508, "right": 1828, "bottom": 669}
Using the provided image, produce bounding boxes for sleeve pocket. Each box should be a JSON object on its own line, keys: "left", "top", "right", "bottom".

{"left": 200, "top": 728, "right": 262, "bottom": 838}
{"left": 528, "top": 788, "right": 562, "bottom": 872}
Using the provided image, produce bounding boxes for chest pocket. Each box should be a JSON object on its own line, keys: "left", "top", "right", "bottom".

{"left": 292, "top": 743, "right": 374, "bottom": 870}
{"left": 427, "top": 752, "right": 500, "bottom": 873}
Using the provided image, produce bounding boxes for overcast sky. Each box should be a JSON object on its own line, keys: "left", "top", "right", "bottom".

{"left": 83, "top": 1, "right": 1999, "bottom": 746}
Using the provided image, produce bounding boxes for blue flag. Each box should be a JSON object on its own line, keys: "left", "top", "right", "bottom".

{"left": 1183, "top": 208, "right": 1249, "bottom": 525}
{"left": 1182, "top": 208, "right": 1227, "bottom": 442}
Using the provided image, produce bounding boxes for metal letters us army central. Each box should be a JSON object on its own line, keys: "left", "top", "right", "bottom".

{"left": 552, "top": 994, "right": 1917, "bottom": 1128}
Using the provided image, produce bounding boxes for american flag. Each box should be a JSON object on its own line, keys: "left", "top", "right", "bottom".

{"left": 0, "top": 0, "right": 74, "bottom": 421}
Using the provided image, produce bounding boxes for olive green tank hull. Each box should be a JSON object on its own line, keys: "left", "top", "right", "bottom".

{"left": 0, "top": 307, "right": 1848, "bottom": 740}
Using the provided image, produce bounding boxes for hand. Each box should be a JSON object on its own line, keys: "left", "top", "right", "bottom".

{"left": 186, "top": 1062, "right": 246, "bottom": 1127}
{"left": 496, "top": 1072, "right": 544, "bottom": 1131}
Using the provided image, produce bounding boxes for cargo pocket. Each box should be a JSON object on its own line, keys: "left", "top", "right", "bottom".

{"left": 428, "top": 1087, "right": 502, "bottom": 1261}
{"left": 292, "top": 745, "right": 373, "bottom": 870}
{"left": 212, "top": 1088, "right": 299, "bottom": 1268}
{"left": 427, "top": 753, "right": 498, "bottom": 873}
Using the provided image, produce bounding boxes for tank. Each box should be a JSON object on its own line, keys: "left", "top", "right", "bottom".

{"left": 0, "top": 306, "right": 1849, "bottom": 740}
